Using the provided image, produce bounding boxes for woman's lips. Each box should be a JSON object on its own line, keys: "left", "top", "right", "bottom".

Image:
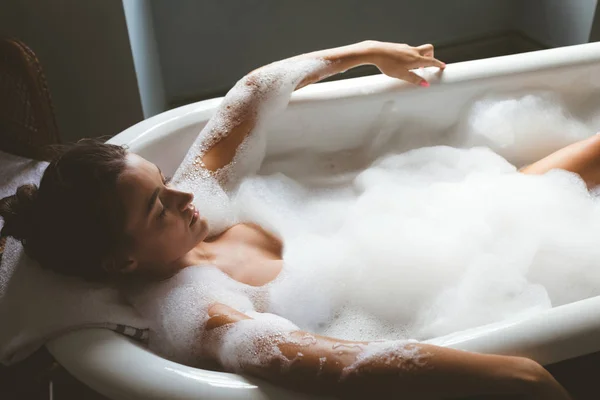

{"left": 190, "top": 210, "right": 199, "bottom": 227}
{"left": 189, "top": 204, "right": 199, "bottom": 227}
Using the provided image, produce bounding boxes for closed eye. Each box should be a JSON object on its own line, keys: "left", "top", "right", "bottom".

{"left": 158, "top": 176, "right": 172, "bottom": 219}
{"left": 158, "top": 205, "right": 167, "bottom": 219}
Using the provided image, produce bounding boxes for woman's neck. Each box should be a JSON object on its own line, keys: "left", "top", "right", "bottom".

{"left": 179, "top": 241, "right": 216, "bottom": 268}
{"left": 129, "top": 242, "right": 217, "bottom": 285}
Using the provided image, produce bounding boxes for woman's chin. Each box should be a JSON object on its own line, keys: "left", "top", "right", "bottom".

{"left": 194, "top": 219, "right": 210, "bottom": 242}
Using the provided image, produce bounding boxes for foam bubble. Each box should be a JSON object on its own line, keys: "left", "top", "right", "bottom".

{"left": 459, "top": 91, "right": 590, "bottom": 167}
{"left": 128, "top": 266, "right": 257, "bottom": 365}
{"left": 231, "top": 90, "right": 600, "bottom": 343}
{"left": 340, "top": 340, "right": 425, "bottom": 380}
{"left": 209, "top": 312, "right": 299, "bottom": 372}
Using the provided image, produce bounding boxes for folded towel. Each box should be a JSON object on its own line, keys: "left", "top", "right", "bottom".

{"left": 0, "top": 151, "right": 148, "bottom": 365}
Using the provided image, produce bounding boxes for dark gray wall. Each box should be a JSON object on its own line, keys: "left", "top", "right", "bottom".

{"left": 517, "top": 0, "right": 598, "bottom": 47}
{"left": 150, "top": 0, "right": 517, "bottom": 104}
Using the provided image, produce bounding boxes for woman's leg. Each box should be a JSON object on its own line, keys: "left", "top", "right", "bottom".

{"left": 519, "top": 135, "right": 600, "bottom": 188}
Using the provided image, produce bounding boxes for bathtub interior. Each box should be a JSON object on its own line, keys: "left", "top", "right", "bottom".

{"left": 48, "top": 44, "right": 600, "bottom": 400}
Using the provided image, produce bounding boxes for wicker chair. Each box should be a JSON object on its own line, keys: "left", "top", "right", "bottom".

{"left": 0, "top": 37, "right": 60, "bottom": 161}
{"left": 0, "top": 37, "right": 63, "bottom": 394}
{"left": 0, "top": 37, "right": 61, "bottom": 269}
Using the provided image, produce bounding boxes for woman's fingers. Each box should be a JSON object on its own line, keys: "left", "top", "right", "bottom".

{"left": 377, "top": 43, "right": 445, "bottom": 85}
{"left": 417, "top": 56, "right": 446, "bottom": 69}
{"left": 416, "top": 44, "right": 434, "bottom": 57}
{"left": 414, "top": 44, "right": 445, "bottom": 69}
{"left": 401, "top": 70, "right": 429, "bottom": 87}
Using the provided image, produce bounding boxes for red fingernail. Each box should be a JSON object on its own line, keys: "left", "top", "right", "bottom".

{"left": 420, "top": 81, "right": 430, "bottom": 87}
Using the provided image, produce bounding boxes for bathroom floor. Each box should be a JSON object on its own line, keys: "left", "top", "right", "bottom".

{"left": 0, "top": 347, "right": 107, "bottom": 400}
{"left": 546, "top": 353, "right": 600, "bottom": 399}
{"left": 1, "top": 347, "right": 599, "bottom": 399}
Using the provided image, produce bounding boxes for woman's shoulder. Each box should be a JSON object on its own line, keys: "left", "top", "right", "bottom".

{"left": 125, "top": 266, "right": 254, "bottom": 315}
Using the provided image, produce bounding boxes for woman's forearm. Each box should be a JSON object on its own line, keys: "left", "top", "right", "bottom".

{"left": 195, "top": 41, "right": 382, "bottom": 173}
{"left": 204, "top": 304, "right": 569, "bottom": 399}
{"left": 249, "top": 39, "right": 444, "bottom": 92}
{"left": 251, "top": 40, "right": 380, "bottom": 91}
{"left": 264, "top": 336, "right": 568, "bottom": 399}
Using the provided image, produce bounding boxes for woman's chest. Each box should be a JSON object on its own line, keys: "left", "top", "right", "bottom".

{"left": 206, "top": 223, "right": 283, "bottom": 286}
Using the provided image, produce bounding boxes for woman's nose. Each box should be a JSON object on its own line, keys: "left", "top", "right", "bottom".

{"left": 175, "top": 190, "right": 194, "bottom": 212}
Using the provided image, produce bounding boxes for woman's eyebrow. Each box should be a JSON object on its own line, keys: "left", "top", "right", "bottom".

{"left": 147, "top": 188, "right": 160, "bottom": 217}
{"left": 146, "top": 164, "right": 164, "bottom": 217}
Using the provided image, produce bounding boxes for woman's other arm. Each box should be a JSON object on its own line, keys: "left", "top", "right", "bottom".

{"left": 202, "top": 303, "right": 571, "bottom": 399}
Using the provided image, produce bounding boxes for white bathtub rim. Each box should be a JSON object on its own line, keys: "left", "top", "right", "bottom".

{"left": 425, "top": 294, "right": 600, "bottom": 361}
{"left": 47, "top": 328, "right": 322, "bottom": 400}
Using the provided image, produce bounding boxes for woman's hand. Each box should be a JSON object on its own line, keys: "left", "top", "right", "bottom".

{"left": 366, "top": 41, "right": 446, "bottom": 86}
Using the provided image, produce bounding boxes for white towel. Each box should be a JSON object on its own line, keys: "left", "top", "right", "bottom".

{"left": 0, "top": 151, "right": 148, "bottom": 365}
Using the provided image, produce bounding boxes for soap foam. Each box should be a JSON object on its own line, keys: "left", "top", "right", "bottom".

{"left": 128, "top": 266, "right": 257, "bottom": 365}
{"left": 340, "top": 340, "right": 426, "bottom": 380}
{"left": 230, "top": 91, "right": 600, "bottom": 343}
{"left": 208, "top": 312, "right": 300, "bottom": 372}
{"left": 459, "top": 92, "right": 591, "bottom": 167}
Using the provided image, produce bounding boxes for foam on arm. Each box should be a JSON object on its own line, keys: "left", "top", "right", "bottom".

{"left": 201, "top": 303, "right": 555, "bottom": 398}
{"left": 172, "top": 41, "right": 388, "bottom": 192}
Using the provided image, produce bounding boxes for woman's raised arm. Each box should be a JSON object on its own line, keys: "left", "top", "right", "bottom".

{"left": 173, "top": 41, "right": 445, "bottom": 185}
{"left": 201, "top": 303, "right": 570, "bottom": 399}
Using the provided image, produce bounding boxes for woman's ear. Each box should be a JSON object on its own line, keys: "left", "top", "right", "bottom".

{"left": 118, "top": 258, "right": 139, "bottom": 274}
{"left": 102, "top": 256, "right": 138, "bottom": 275}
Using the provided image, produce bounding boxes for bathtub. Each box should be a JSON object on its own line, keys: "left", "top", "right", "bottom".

{"left": 47, "top": 42, "right": 600, "bottom": 399}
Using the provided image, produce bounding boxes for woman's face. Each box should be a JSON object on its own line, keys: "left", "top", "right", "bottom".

{"left": 116, "top": 153, "right": 209, "bottom": 279}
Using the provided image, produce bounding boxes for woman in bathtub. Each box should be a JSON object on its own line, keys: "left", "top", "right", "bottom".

{"left": 0, "top": 40, "right": 581, "bottom": 399}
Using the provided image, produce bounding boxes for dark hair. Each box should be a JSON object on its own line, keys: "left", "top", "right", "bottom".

{"left": 0, "top": 140, "right": 130, "bottom": 281}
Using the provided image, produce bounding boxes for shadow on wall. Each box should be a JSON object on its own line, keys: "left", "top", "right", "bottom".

{"left": 0, "top": 0, "right": 144, "bottom": 143}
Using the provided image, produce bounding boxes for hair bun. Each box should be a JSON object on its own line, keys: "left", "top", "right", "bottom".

{"left": 0, "top": 184, "right": 39, "bottom": 241}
